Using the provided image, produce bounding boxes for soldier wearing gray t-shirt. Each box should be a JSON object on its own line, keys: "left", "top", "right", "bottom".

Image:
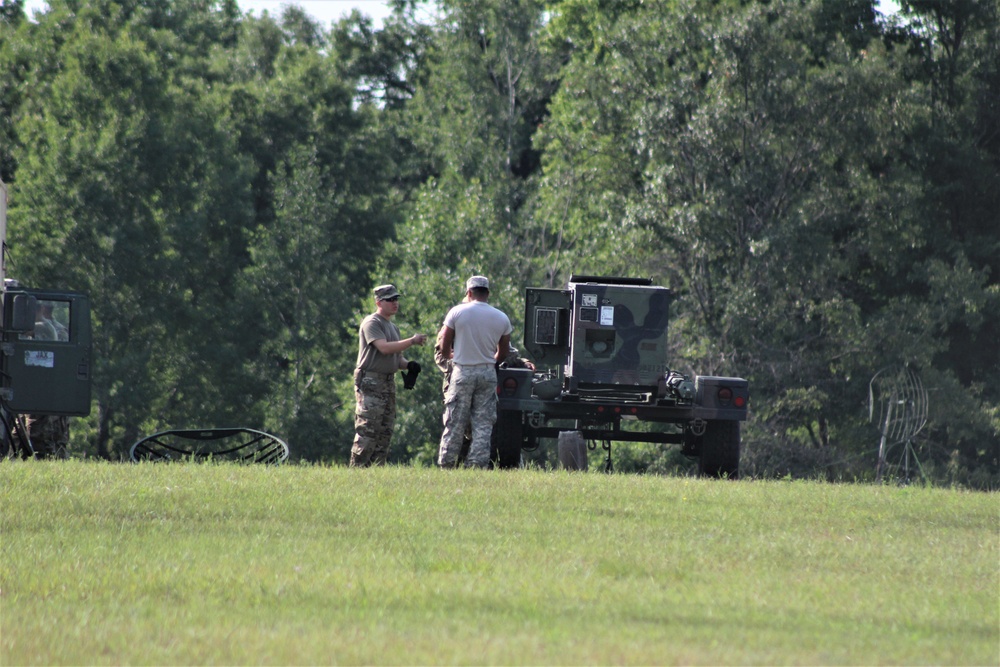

{"left": 436, "top": 276, "right": 512, "bottom": 468}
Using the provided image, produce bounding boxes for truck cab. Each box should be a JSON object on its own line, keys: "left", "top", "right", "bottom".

{"left": 1, "top": 285, "right": 92, "bottom": 416}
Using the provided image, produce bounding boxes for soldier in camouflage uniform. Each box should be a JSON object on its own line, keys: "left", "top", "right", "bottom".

{"left": 437, "top": 326, "right": 534, "bottom": 465}
{"left": 26, "top": 414, "right": 69, "bottom": 458}
{"left": 351, "top": 284, "right": 426, "bottom": 467}
{"left": 436, "top": 276, "right": 512, "bottom": 468}
{"left": 27, "top": 302, "right": 70, "bottom": 459}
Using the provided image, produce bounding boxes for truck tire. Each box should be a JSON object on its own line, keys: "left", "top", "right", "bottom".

{"left": 492, "top": 410, "right": 524, "bottom": 469}
{"left": 698, "top": 420, "right": 740, "bottom": 479}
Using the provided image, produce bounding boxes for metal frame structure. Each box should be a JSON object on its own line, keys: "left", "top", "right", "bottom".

{"left": 130, "top": 428, "right": 289, "bottom": 464}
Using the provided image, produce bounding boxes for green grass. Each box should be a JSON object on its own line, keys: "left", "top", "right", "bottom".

{"left": 1, "top": 461, "right": 997, "bottom": 665}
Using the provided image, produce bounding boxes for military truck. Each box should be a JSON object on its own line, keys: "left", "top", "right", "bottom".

{"left": 493, "top": 276, "right": 748, "bottom": 476}
{"left": 0, "top": 179, "right": 92, "bottom": 457}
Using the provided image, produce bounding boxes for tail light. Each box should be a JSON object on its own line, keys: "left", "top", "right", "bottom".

{"left": 718, "top": 387, "right": 733, "bottom": 405}
{"left": 696, "top": 376, "right": 749, "bottom": 410}
{"left": 500, "top": 376, "right": 519, "bottom": 397}
{"left": 717, "top": 386, "right": 747, "bottom": 408}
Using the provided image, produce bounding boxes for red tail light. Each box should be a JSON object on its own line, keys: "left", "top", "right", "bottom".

{"left": 501, "top": 377, "right": 519, "bottom": 397}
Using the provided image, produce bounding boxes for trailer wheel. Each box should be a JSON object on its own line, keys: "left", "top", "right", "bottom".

{"left": 698, "top": 420, "right": 740, "bottom": 479}
{"left": 492, "top": 410, "right": 523, "bottom": 469}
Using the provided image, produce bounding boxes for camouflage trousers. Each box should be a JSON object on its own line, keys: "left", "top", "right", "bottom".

{"left": 351, "top": 370, "right": 396, "bottom": 467}
{"left": 26, "top": 414, "right": 70, "bottom": 459}
{"left": 435, "top": 358, "right": 473, "bottom": 462}
{"left": 438, "top": 364, "right": 497, "bottom": 468}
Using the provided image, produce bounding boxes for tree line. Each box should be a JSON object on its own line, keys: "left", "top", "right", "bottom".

{"left": 1, "top": 0, "right": 996, "bottom": 486}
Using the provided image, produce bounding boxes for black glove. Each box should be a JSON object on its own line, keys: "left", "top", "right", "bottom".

{"left": 402, "top": 360, "right": 421, "bottom": 389}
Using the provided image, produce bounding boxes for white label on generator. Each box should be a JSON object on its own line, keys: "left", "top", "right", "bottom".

{"left": 600, "top": 306, "right": 614, "bottom": 326}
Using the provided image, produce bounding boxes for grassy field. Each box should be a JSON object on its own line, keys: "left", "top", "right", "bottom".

{"left": 1, "top": 461, "right": 997, "bottom": 666}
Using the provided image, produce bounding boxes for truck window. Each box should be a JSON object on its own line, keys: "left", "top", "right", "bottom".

{"left": 20, "top": 299, "right": 70, "bottom": 342}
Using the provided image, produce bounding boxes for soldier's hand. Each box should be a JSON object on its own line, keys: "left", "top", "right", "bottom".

{"left": 411, "top": 334, "right": 427, "bottom": 346}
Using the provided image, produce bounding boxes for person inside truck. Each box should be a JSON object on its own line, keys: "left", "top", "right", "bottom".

{"left": 35, "top": 301, "right": 68, "bottom": 341}
{"left": 33, "top": 303, "right": 59, "bottom": 341}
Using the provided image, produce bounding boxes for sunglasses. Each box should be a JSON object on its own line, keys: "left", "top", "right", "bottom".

{"left": 383, "top": 296, "right": 400, "bottom": 302}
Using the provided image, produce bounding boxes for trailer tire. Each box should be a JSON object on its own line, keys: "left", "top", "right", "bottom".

{"left": 492, "top": 410, "right": 523, "bottom": 469}
{"left": 698, "top": 420, "right": 740, "bottom": 479}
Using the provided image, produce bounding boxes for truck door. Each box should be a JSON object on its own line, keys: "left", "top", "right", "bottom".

{"left": 2, "top": 289, "right": 92, "bottom": 416}
{"left": 523, "top": 288, "right": 572, "bottom": 365}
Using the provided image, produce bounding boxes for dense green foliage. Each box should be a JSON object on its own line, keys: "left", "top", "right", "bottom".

{"left": 2, "top": 461, "right": 997, "bottom": 664}
{"left": 1, "top": 0, "right": 996, "bottom": 485}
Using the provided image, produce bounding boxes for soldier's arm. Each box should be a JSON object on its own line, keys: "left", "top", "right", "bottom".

{"left": 439, "top": 326, "right": 456, "bottom": 361}
{"left": 372, "top": 334, "right": 426, "bottom": 357}
{"left": 495, "top": 334, "right": 511, "bottom": 364}
{"left": 434, "top": 325, "right": 451, "bottom": 373}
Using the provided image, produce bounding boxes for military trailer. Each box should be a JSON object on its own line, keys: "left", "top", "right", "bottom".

{"left": 494, "top": 276, "right": 748, "bottom": 476}
{"left": 0, "top": 179, "right": 92, "bottom": 457}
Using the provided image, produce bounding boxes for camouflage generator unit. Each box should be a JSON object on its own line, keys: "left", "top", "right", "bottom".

{"left": 494, "top": 276, "right": 748, "bottom": 476}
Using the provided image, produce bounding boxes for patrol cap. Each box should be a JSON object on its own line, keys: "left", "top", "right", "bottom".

{"left": 374, "top": 284, "right": 401, "bottom": 300}
{"left": 466, "top": 275, "right": 490, "bottom": 291}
